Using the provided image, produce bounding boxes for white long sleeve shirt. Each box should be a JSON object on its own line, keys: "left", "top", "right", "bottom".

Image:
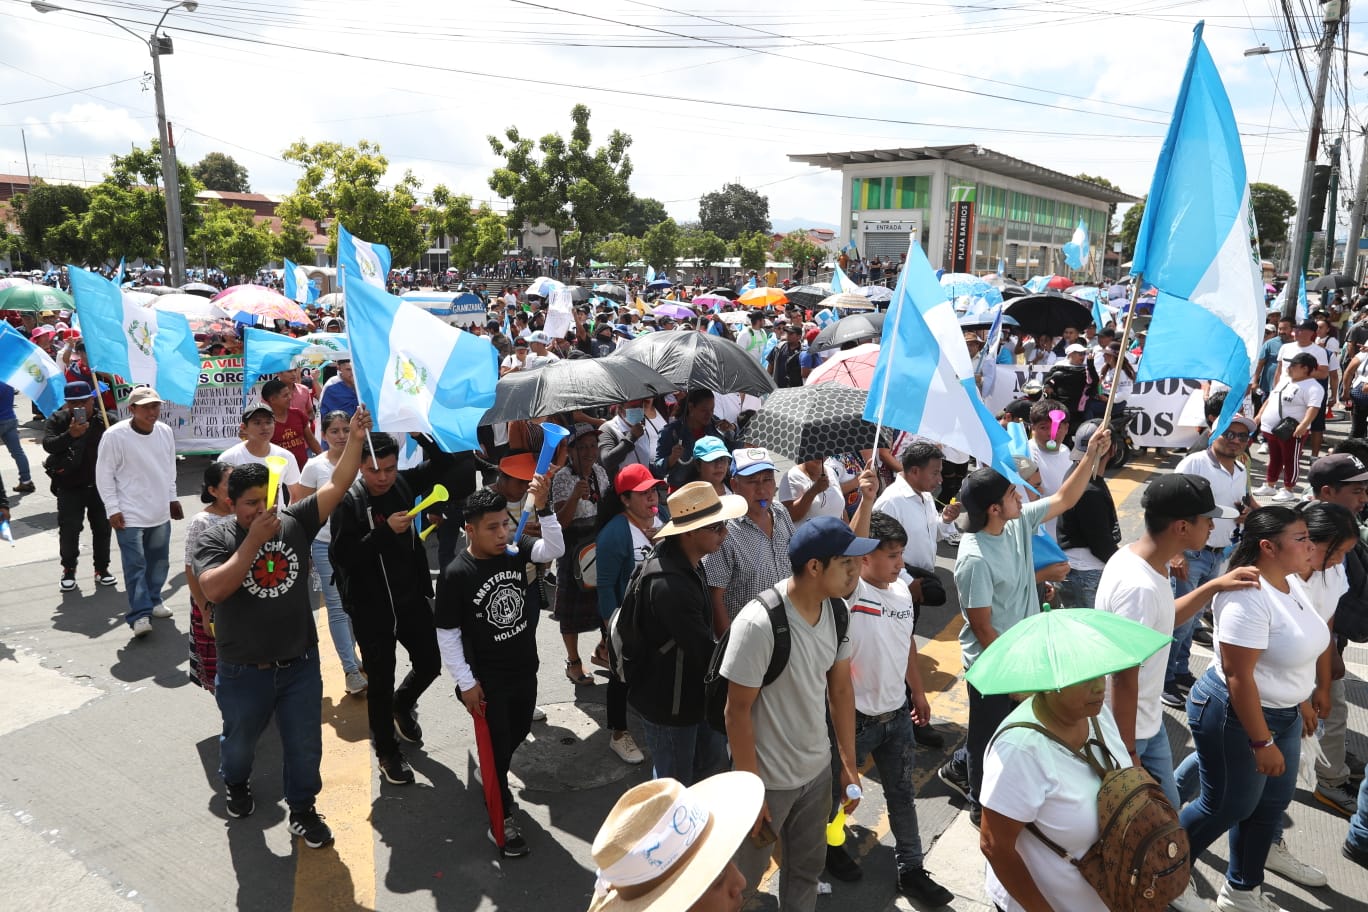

{"left": 873, "top": 476, "right": 956, "bottom": 572}
{"left": 95, "top": 419, "right": 178, "bottom": 528}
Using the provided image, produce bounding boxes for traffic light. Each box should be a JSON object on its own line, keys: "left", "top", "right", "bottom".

{"left": 1307, "top": 164, "right": 1332, "bottom": 228}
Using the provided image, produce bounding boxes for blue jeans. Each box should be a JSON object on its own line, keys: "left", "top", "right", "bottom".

{"left": 1058, "top": 567, "right": 1103, "bottom": 610}
{"left": 640, "top": 718, "right": 726, "bottom": 787}
{"left": 1178, "top": 669, "right": 1302, "bottom": 890}
{"left": 1167, "top": 548, "right": 1223, "bottom": 687}
{"left": 115, "top": 522, "right": 171, "bottom": 626}
{"left": 1348, "top": 764, "right": 1368, "bottom": 853}
{"left": 855, "top": 703, "right": 925, "bottom": 870}
{"left": 0, "top": 418, "right": 30, "bottom": 483}
{"left": 1135, "top": 728, "right": 1181, "bottom": 810}
{"left": 310, "top": 540, "right": 359, "bottom": 675}
{"left": 215, "top": 649, "right": 323, "bottom": 810}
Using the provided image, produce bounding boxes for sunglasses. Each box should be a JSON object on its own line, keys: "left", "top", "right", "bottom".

{"left": 1219, "top": 429, "right": 1257, "bottom": 443}
{"left": 700, "top": 521, "right": 727, "bottom": 534}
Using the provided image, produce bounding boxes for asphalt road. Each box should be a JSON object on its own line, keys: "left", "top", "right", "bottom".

{"left": 2, "top": 411, "right": 1368, "bottom": 912}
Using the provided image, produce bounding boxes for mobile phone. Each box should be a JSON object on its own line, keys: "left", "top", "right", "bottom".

{"left": 749, "top": 819, "right": 777, "bottom": 849}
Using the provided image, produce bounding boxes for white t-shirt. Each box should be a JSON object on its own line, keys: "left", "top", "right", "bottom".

{"left": 1096, "top": 546, "right": 1175, "bottom": 740}
{"left": 778, "top": 462, "right": 846, "bottom": 526}
{"left": 1212, "top": 576, "right": 1330, "bottom": 708}
{"left": 1317, "top": 335, "right": 1341, "bottom": 368}
{"left": 1277, "top": 341, "right": 1329, "bottom": 374}
{"left": 720, "top": 587, "right": 854, "bottom": 789}
{"left": 873, "top": 476, "right": 956, "bottom": 573}
{"left": 299, "top": 453, "right": 339, "bottom": 542}
{"left": 1303, "top": 564, "right": 1348, "bottom": 624}
{"left": 1029, "top": 440, "right": 1072, "bottom": 537}
{"left": 501, "top": 351, "right": 560, "bottom": 372}
{"left": 847, "top": 578, "right": 917, "bottom": 716}
{"left": 1260, "top": 378, "right": 1324, "bottom": 432}
{"left": 982, "top": 700, "right": 1132, "bottom": 912}
{"left": 1174, "top": 449, "right": 1246, "bottom": 548}
{"left": 218, "top": 442, "right": 303, "bottom": 506}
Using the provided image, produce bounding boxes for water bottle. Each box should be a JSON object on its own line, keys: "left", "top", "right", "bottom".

{"left": 825, "top": 784, "right": 864, "bottom": 847}
{"left": 1316, "top": 719, "right": 1326, "bottom": 740}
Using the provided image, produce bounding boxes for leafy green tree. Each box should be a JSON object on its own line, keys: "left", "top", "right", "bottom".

{"left": 699, "top": 183, "right": 770, "bottom": 240}
{"left": 11, "top": 181, "right": 90, "bottom": 264}
{"left": 488, "top": 104, "right": 633, "bottom": 276}
{"left": 596, "top": 233, "right": 640, "bottom": 271}
{"left": 472, "top": 206, "right": 509, "bottom": 266}
{"left": 189, "top": 201, "right": 274, "bottom": 277}
{"left": 774, "top": 230, "right": 827, "bottom": 273}
{"left": 1118, "top": 196, "right": 1146, "bottom": 259}
{"left": 1250, "top": 182, "right": 1296, "bottom": 256}
{"left": 426, "top": 185, "right": 478, "bottom": 269}
{"left": 734, "top": 231, "right": 771, "bottom": 273}
{"left": 618, "top": 195, "right": 668, "bottom": 236}
{"left": 192, "top": 152, "right": 251, "bottom": 193}
{"left": 277, "top": 139, "right": 427, "bottom": 267}
{"left": 642, "top": 219, "right": 681, "bottom": 275}
{"left": 78, "top": 142, "right": 203, "bottom": 266}
{"left": 0, "top": 222, "right": 22, "bottom": 264}
{"left": 679, "top": 227, "right": 727, "bottom": 268}
{"left": 273, "top": 221, "right": 314, "bottom": 266}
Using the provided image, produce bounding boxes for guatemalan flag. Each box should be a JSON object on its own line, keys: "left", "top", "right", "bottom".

{"left": 337, "top": 224, "right": 391, "bottom": 291}
{"left": 283, "top": 258, "right": 318, "bottom": 305}
{"left": 241, "top": 328, "right": 349, "bottom": 403}
{"left": 862, "top": 238, "right": 1024, "bottom": 486}
{"left": 1062, "top": 219, "right": 1089, "bottom": 271}
{"left": 0, "top": 321, "right": 65, "bottom": 416}
{"left": 831, "top": 263, "right": 858, "bottom": 293}
{"left": 1130, "top": 22, "right": 1263, "bottom": 438}
{"left": 67, "top": 266, "right": 201, "bottom": 407}
{"left": 344, "top": 277, "right": 498, "bottom": 453}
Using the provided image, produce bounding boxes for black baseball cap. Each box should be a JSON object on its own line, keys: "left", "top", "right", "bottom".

{"left": 958, "top": 467, "right": 1013, "bottom": 531}
{"left": 1142, "top": 473, "right": 1238, "bottom": 519}
{"left": 1308, "top": 453, "right": 1368, "bottom": 490}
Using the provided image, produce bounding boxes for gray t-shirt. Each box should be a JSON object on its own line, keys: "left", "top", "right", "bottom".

{"left": 954, "top": 497, "right": 1049, "bottom": 669}
{"left": 719, "top": 585, "right": 854, "bottom": 790}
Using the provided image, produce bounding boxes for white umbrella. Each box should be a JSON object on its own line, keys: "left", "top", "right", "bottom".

{"left": 142, "top": 293, "right": 233, "bottom": 320}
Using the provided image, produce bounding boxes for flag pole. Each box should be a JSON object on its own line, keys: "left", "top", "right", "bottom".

{"left": 1100, "top": 275, "right": 1145, "bottom": 433}
{"left": 338, "top": 261, "right": 379, "bottom": 470}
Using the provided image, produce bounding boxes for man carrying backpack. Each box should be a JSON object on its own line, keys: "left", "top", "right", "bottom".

{"left": 622, "top": 481, "right": 746, "bottom": 786}
{"left": 722, "top": 514, "right": 875, "bottom": 911}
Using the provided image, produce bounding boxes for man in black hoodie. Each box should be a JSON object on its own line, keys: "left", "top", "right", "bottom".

{"left": 629, "top": 481, "right": 746, "bottom": 786}
{"left": 42, "top": 381, "right": 115, "bottom": 592}
{"left": 329, "top": 432, "right": 468, "bottom": 786}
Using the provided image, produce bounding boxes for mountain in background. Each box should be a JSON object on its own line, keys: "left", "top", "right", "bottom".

{"left": 770, "top": 215, "right": 838, "bottom": 234}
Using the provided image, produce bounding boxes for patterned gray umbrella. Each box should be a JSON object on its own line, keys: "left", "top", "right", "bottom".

{"left": 479, "top": 355, "right": 676, "bottom": 425}
{"left": 746, "top": 384, "right": 889, "bottom": 463}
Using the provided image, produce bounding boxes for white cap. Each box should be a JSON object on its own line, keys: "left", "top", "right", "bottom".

{"left": 1065, "top": 343, "right": 1089, "bottom": 355}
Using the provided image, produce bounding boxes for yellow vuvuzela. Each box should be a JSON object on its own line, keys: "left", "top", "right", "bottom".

{"left": 407, "top": 484, "right": 448, "bottom": 517}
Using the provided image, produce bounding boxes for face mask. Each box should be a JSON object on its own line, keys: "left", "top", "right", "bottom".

{"left": 624, "top": 407, "right": 645, "bottom": 425}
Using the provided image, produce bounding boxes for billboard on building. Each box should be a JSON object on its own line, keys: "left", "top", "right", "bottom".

{"left": 948, "top": 185, "right": 976, "bottom": 273}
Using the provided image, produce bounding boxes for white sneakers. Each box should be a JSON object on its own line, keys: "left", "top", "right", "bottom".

{"left": 1251, "top": 484, "right": 1276, "bottom": 496}
{"left": 610, "top": 731, "right": 645, "bottom": 765}
{"left": 1169, "top": 880, "right": 1205, "bottom": 912}
{"left": 1264, "top": 837, "right": 1327, "bottom": 887}
{"left": 132, "top": 617, "right": 152, "bottom": 637}
{"left": 1215, "top": 882, "right": 1286, "bottom": 912}
{"left": 151, "top": 604, "right": 174, "bottom": 618}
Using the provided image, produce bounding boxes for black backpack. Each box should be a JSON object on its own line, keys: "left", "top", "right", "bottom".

{"left": 605, "top": 551, "right": 669, "bottom": 685}
{"left": 702, "top": 588, "right": 849, "bottom": 734}
{"left": 1334, "top": 540, "right": 1368, "bottom": 642}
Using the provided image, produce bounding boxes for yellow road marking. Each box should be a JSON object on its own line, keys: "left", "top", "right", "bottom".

{"left": 293, "top": 602, "right": 374, "bottom": 910}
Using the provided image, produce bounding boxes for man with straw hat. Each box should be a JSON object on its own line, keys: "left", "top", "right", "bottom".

{"left": 587, "top": 770, "right": 763, "bottom": 912}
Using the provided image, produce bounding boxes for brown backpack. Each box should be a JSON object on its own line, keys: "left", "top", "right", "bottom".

{"left": 992, "top": 720, "right": 1190, "bottom": 912}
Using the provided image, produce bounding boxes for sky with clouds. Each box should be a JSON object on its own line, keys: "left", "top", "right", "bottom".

{"left": 0, "top": 0, "right": 1363, "bottom": 233}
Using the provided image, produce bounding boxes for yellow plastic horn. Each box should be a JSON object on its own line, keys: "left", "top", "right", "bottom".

{"left": 264, "top": 455, "right": 288, "bottom": 510}
{"left": 407, "top": 484, "right": 449, "bottom": 517}
{"left": 419, "top": 525, "right": 436, "bottom": 542}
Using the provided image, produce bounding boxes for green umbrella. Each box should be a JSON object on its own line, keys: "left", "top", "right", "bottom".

{"left": 0, "top": 284, "right": 74, "bottom": 313}
{"left": 964, "top": 607, "right": 1172, "bottom": 695}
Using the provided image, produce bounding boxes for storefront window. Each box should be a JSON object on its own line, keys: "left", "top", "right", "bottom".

{"left": 851, "top": 175, "right": 930, "bottom": 211}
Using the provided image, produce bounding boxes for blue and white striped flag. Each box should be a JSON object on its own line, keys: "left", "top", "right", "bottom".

{"left": 283, "top": 258, "right": 318, "bottom": 305}
{"left": 831, "top": 263, "right": 858, "bottom": 293}
{"left": 345, "top": 278, "right": 498, "bottom": 452}
{"left": 0, "top": 321, "right": 65, "bottom": 416}
{"left": 67, "top": 265, "right": 200, "bottom": 407}
{"left": 1062, "top": 219, "right": 1090, "bottom": 271}
{"left": 337, "top": 224, "right": 391, "bottom": 291}
{"left": 1295, "top": 272, "right": 1309, "bottom": 322}
{"left": 242, "top": 328, "right": 348, "bottom": 404}
{"left": 1130, "top": 22, "right": 1264, "bottom": 439}
{"left": 863, "top": 238, "right": 1024, "bottom": 485}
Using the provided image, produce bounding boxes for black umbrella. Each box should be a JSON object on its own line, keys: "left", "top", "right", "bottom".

{"left": 707, "top": 287, "right": 739, "bottom": 300}
{"left": 1000, "top": 283, "right": 1030, "bottom": 300}
{"left": 479, "top": 356, "right": 676, "bottom": 425}
{"left": 567, "top": 285, "right": 593, "bottom": 303}
{"left": 1004, "top": 292, "right": 1093, "bottom": 337}
{"left": 747, "top": 385, "right": 889, "bottom": 463}
{"left": 593, "top": 283, "right": 628, "bottom": 301}
{"left": 784, "top": 283, "right": 832, "bottom": 308}
{"left": 615, "top": 330, "right": 775, "bottom": 397}
{"left": 811, "top": 312, "right": 886, "bottom": 352}
{"left": 1310, "top": 274, "right": 1355, "bottom": 293}
{"left": 180, "top": 282, "right": 220, "bottom": 298}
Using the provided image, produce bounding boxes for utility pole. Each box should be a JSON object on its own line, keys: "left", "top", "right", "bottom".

{"left": 1346, "top": 128, "right": 1368, "bottom": 285}
{"left": 1282, "top": 1, "right": 1342, "bottom": 320}
{"left": 1325, "top": 135, "right": 1343, "bottom": 274}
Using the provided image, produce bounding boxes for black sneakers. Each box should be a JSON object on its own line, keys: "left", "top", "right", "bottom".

{"left": 489, "top": 814, "right": 529, "bottom": 857}
{"left": 825, "top": 844, "right": 863, "bottom": 882}
{"left": 913, "top": 723, "right": 945, "bottom": 749}
{"left": 288, "top": 806, "right": 334, "bottom": 848}
{"left": 60, "top": 568, "right": 76, "bottom": 592}
{"left": 937, "top": 758, "right": 970, "bottom": 800}
{"left": 379, "top": 752, "right": 415, "bottom": 785}
{"left": 898, "top": 867, "right": 955, "bottom": 907}
{"left": 225, "top": 781, "right": 254, "bottom": 819}
{"left": 394, "top": 708, "right": 423, "bottom": 744}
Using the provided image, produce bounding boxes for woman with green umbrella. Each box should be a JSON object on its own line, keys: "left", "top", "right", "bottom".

{"left": 971, "top": 608, "right": 1172, "bottom": 912}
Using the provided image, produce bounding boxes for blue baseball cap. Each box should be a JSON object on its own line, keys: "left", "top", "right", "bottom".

{"left": 789, "top": 515, "right": 879, "bottom": 566}
{"left": 693, "top": 436, "right": 730, "bottom": 462}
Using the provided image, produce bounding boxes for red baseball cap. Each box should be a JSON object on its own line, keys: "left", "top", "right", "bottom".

{"left": 615, "top": 463, "right": 661, "bottom": 495}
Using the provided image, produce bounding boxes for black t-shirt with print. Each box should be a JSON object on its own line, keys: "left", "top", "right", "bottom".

{"left": 192, "top": 495, "right": 324, "bottom": 665}
{"left": 434, "top": 536, "right": 540, "bottom": 684}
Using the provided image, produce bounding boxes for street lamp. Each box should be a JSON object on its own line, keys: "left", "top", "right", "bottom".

{"left": 31, "top": 0, "right": 197, "bottom": 288}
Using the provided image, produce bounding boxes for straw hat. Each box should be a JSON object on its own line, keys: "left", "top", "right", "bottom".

{"left": 655, "top": 481, "right": 746, "bottom": 538}
{"left": 587, "top": 771, "right": 763, "bottom": 912}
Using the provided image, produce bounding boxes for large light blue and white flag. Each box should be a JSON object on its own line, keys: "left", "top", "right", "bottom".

{"left": 1295, "top": 272, "right": 1309, "bottom": 322}
{"left": 67, "top": 265, "right": 200, "bottom": 407}
{"left": 344, "top": 278, "right": 498, "bottom": 453}
{"left": 1024, "top": 275, "right": 1051, "bottom": 293}
{"left": 242, "top": 328, "right": 349, "bottom": 404}
{"left": 863, "top": 238, "right": 1024, "bottom": 485}
{"left": 1130, "top": 22, "right": 1263, "bottom": 438}
{"left": 831, "top": 263, "right": 858, "bottom": 294}
{"left": 283, "top": 258, "right": 319, "bottom": 305}
{"left": 337, "top": 224, "right": 391, "bottom": 291}
{"left": 1062, "top": 219, "right": 1090, "bottom": 271}
{"left": 645, "top": 265, "right": 656, "bottom": 285}
{"left": 978, "top": 304, "right": 1006, "bottom": 399}
{"left": 0, "top": 321, "right": 65, "bottom": 416}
